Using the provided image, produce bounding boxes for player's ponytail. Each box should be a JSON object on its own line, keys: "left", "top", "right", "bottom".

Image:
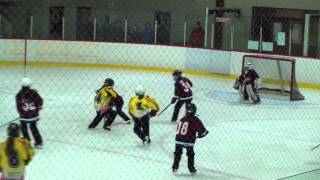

{"left": 6, "top": 137, "right": 19, "bottom": 168}
{"left": 6, "top": 123, "right": 20, "bottom": 167}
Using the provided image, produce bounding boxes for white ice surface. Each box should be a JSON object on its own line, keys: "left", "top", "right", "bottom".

{"left": 0, "top": 67, "right": 320, "bottom": 180}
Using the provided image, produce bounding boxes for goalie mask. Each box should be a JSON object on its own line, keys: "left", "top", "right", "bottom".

{"left": 186, "top": 103, "right": 197, "bottom": 115}
{"left": 243, "top": 62, "right": 252, "bottom": 72}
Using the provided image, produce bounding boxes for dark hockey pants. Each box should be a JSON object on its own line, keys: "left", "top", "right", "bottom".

{"left": 88, "top": 110, "right": 117, "bottom": 128}
{"left": 171, "top": 99, "right": 192, "bottom": 122}
{"left": 20, "top": 121, "right": 43, "bottom": 145}
{"left": 172, "top": 144, "right": 195, "bottom": 172}
{"left": 117, "top": 110, "right": 130, "bottom": 121}
{"left": 115, "top": 103, "right": 130, "bottom": 121}
{"left": 133, "top": 115, "right": 150, "bottom": 141}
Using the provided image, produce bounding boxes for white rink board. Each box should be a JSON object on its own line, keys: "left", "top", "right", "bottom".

{"left": 0, "top": 39, "right": 320, "bottom": 84}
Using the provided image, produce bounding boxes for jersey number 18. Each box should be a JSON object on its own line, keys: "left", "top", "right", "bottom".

{"left": 176, "top": 122, "right": 189, "bottom": 135}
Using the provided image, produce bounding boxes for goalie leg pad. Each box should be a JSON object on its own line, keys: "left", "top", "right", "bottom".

{"left": 246, "top": 84, "right": 259, "bottom": 102}
{"left": 239, "top": 85, "right": 247, "bottom": 101}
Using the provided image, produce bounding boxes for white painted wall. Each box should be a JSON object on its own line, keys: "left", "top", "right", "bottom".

{"left": 0, "top": 39, "right": 319, "bottom": 85}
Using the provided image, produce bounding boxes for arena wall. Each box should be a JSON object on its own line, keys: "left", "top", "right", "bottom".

{"left": 0, "top": 39, "right": 319, "bottom": 89}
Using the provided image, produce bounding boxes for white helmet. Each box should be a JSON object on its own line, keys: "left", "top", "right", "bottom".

{"left": 135, "top": 85, "right": 145, "bottom": 96}
{"left": 22, "top": 77, "right": 32, "bottom": 87}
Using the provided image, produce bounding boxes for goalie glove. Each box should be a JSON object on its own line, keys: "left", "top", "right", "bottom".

{"left": 233, "top": 79, "right": 241, "bottom": 90}
{"left": 254, "top": 78, "right": 261, "bottom": 90}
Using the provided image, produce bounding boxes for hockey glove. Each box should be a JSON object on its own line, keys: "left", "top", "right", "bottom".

{"left": 233, "top": 79, "right": 240, "bottom": 90}
{"left": 198, "top": 130, "right": 209, "bottom": 138}
{"left": 171, "top": 97, "right": 178, "bottom": 104}
{"left": 150, "top": 110, "right": 158, "bottom": 117}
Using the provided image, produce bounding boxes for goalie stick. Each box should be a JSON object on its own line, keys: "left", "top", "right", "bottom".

{"left": 311, "top": 144, "right": 320, "bottom": 151}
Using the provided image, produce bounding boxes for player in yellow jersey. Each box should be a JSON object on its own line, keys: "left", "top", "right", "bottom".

{"left": 129, "top": 86, "right": 159, "bottom": 144}
{"left": 88, "top": 78, "right": 118, "bottom": 131}
{"left": 0, "top": 123, "right": 34, "bottom": 180}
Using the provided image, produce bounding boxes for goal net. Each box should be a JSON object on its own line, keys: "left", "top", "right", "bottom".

{"left": 242, "top": 55, "right": 304, "bottom": 101}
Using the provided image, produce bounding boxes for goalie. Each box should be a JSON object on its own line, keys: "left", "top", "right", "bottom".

{"left": 234, "top": 62, "right": 260, "bottom": 104}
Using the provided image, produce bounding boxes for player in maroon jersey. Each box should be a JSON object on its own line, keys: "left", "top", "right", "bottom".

{"left": 172, "top": 103, "right": 208, "bottom": 175}
{"left": 171, "top": 70, "right": 193, "bottom": 122}
{"left": 15, "top": 77, "right": 44, "bottom": 148}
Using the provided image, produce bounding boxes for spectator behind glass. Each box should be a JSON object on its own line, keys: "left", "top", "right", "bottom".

{"left": 99, "top": 19, "right": 112, "bottom": 41}
{"left": 143, "top": 22, "right": 154, "bottom": 43}
{"left": 113, "top": 20, "right": 124, "bottom": 42}
{"left": 128, "top": 24, "right": 142, "bottom": 43}
{"left": 189, "top": 21, "right": 204, "bottom": 47}
{"left": 157, "top": 20, "right": 170, "bottom": 44}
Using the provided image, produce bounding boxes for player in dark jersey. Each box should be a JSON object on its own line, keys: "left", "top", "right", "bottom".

{"left": 171, "top": 70, "right": 193, "bottom": 122}
{"left": 235, "top": 62, "right": 260, "bottom": 104}
{"left": 172, "top": 103, "right": 208, "bottom": 175}
{"left": 16, "top": 77, "right": 43, "bottom": 148}
{"left": 110, "top": 94, "right": 131, "bottom": 123}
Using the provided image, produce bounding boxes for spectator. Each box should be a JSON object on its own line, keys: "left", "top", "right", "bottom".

{"left": 157, "top": 20, "right": 170, "bottom": 44}
{"left": 143, "top": 22, "right": 154, "bottom": 43}
{"left": 189, "top": 21, "right": 204, "bottom": 47}
{"left": 113, "top": 20, "right": 124, "bottom": 42}
{"left": 128, "top": 24, "right": 142, "bottom": 43}
{"left": 99, "top": 18, "right": 114, "bottom": 41}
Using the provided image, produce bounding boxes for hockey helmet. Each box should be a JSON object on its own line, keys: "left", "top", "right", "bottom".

{"left": 7, "top": 123, "right": 20, "bottom": 137}
{"left": 172, "top": 69, "right": 182, "bottom": 77}
{"left": 135, "top": 85, "right": 145, "bottom": 97}
{"left": 186, "top": 103, "right": 197, "bottom": 115}
{"left": 243, "top": 62, "right": 252, "bottom": 71}
{"left": 172, "top": 69, "right": 182, "bottom": 81}
{"left": 22, "top": 77, "right": 32, "bottom": 87}
{"left": 104, "top": 78, "right": 114, "bottom": 87}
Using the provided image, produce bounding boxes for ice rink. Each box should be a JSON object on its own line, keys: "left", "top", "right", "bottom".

{"left": 1, "top": 66, "right": 320, "bottom": 180}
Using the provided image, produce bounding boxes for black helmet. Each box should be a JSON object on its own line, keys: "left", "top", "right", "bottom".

{"left": 172, "top": 70, "right": 182, "bottom": 81}
{"left": 7, "top": 123, "right": 20, "bottom": 137}
{"left": 186, "top": 103, "right": 197, "bottom": 115}
{"left": 172, "top": 69, "right": 182, "bottom": 77}
{"left": 104, "top": 78, "right": 114, "bottom": 87}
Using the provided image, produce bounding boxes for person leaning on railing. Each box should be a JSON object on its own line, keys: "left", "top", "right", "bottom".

{"left": 0, "top": 123, "right": 35, "bottom": 180}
